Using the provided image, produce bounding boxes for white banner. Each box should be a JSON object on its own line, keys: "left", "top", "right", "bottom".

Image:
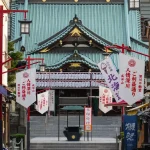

{"left": 37, "top": 91, "right": 49, "bottom": 114}
{"left": 119, "top": 53, "right": 144, "bottom": 105}
{"left": 48, "top": 90, "right": 55, "bottom": 111}
{"left": 84, "top": 107, "right": 92, "bottom": 132}
{"left": 98, "top": 57, "right": 122, "bottom": 102}
{"left": 16, "top": 68, "right": 36, "bottom": 108}
{"left": 99, "top": 86, "right": 112, "bottom": 113}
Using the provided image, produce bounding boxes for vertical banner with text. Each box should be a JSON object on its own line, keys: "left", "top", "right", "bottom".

{"left": 37, "top": 91, "right": 49, "bottom": 114}
{"left": 99, "top": 86, "right": 112, "bottom": 113}
{"left": 119, "top": 53, "right": 144, "bottom": 105}
{"left": 98, "top": 57, "right": 122, "bottom": 102}
{"left": 16, "top": 68, "right": 36, "bottom": 108}
{"left": 84, "top": 107, "right": 92, "bottom": 132}
{"left": 124, "top": 115, "right": 138, "bottom": 150}
{"left": 48, "top": 90, "right": 55, "bottom": 111}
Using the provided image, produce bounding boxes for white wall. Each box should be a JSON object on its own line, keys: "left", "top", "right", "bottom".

{"left": 0, "top": 0, "right": 10, "bottom": 86}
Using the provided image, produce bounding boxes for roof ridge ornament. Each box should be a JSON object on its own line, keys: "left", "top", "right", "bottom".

{"left": 69, "top": 14, "right": 82, "bottom": 25}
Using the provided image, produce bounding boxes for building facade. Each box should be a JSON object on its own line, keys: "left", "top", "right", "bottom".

{"left": 0, "top": 0, "right": 10, "bottom": 146}
{"left": 11, "top": 0, "right": 149, "bottom": 115}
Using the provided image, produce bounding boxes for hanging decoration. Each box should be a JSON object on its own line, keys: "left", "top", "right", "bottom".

{"left": 16, "top": 68, "right": 36, "bottom": 108}
{"left": 99, "top": 86, "right": 112, "bottom": 113}
{"left": 98, "top": 57, "right": 122, "bottom": 102}
{"left": 119, "top": 53, "right": 144, "bottom": 105}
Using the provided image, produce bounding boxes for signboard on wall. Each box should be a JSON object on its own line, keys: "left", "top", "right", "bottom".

{"left": 84, "top": 107, "right": 92, "bottom": 132}
{"left": 48, "top": 90, "right": 55, "bottom": 111}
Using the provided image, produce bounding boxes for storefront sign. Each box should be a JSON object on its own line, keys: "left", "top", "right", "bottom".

{"left": 99, "top": 86, "right": 112, "bottom": 113}
{"left": 98, "top": 57, "right": 122, "bottom": 102}
{"left": 48, "top": 90, "right": 55, "bottom": 111}
{"left": 124, "top": 115, "right": 138, "bottom": 150}
{"left": 119, "top": 53, "right": 144, "bottom": 105}
{"left": 16, "top": 68, "right": 36, "bottom": 108}
{"left": 84, "top": 107, "right": 92, "bottom": 132}
{"left": 37, "top": 91, "right": 49, "bottom": 114}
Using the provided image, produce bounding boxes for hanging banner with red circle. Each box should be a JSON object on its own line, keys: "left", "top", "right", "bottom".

{"left": 99, "top": 86, "right": 112, "bottom": 113}
{"left": 16, "top": 68, "right": 36, "bottom": 108}
{"left": 37, "top": 91, "right": 49, "bottom": 114}
{"left": 119, "top": 53, "right": 145, "bottom": 105}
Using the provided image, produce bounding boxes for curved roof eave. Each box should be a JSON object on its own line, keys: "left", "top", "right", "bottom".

{"left": 27, "top": 16, "right": 119, "bottom": 55}
{"left": 46, "top": 50, "right": 99, "bottom": 70}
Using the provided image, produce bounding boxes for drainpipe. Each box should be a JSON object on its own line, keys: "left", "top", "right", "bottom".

{"left": 124, "top": 0, "right": 131, "bottom": 47}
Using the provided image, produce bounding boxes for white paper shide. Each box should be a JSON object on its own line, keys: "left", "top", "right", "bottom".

{"left": 16, "top": 68, "right": 36, "bottom": 108}
{"left": 37, "top": 91, "right": 49, "bottom": 114}
{"left": 98, "top": 57, "right": 122, "bottom": 103}
{"left": 99, "top": 86, "right": 112, "bottom": 113}
{"left": 119, "top": 53, "right": 145, "bottom": 105}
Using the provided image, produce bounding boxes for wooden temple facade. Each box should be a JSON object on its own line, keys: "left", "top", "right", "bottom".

{"left": 10, "top": 0, "right": 149, "bottom": 115}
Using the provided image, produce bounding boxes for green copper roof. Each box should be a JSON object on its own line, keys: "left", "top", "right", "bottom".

{"left": 47, "top": 50, "right": 99, "bottom": 70}
{"left": 11, "top": 2, "right": 149, "bottom": 67}
{"left": 28, "top": 15, "right": 119, "bottom": 54}
{"left": 11, "top": 3, "right": 126, "bottom": 53}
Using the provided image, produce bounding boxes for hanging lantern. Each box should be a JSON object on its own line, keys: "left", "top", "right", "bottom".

{"left": 18, "top": 19, "right": 32, "bottom": 35}
{"left": 20, "top": 46, "right": 26, "bottom": 52}
{"left": 39, "top": 64, "right": 46, "bottom": 72}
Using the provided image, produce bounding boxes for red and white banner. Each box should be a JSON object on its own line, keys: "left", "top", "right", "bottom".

{"left": 119, "top": 53, "right": 145, "bottom": 105}
{"left": 16, "top": 68, "right": 36, "bottom": 108}
{"left": 99, "top": 86, "right": 112, "bottom": 113}
{"left": 84, "top": 107, "right": 92, "bottom": 132}
{"left": 37, "top": 91, "right": 49, "bottom": 114}
{"left": 98, "top": 57, "right": 122, "bottom": 103}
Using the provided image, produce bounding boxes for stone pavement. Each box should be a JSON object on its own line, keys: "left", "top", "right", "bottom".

{"left": 30, "top": 137, "right": 116, "bottom": 143}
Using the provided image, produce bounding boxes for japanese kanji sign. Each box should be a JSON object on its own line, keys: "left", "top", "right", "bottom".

{"left": 119, "top": 53, "right": 144, "bottom": 105}
{"left": 124, "top": 115, "right": 138, "bottom": 150}
{"left": 99, "top": 86, "right": 112, "bottom": 113}
{"left": 98, "top": 57, "right": 122, "bottom": 102}
{"left": 16, "top": 68, "right": 36, "bottom": 108}
{"left": 84, "top": 107, "right": 92, "bottom": 132}
{"left": 48, "top": 90, "right": 55, "bottom": 111}
{"left": 37, "top": 91, "right": 49, "bottom": 114}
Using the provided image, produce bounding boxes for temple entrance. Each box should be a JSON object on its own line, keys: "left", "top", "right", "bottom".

{"left": 59, "top": 89, "right": 89, "bottom": 97}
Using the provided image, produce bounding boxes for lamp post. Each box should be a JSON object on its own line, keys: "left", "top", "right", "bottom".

{"left": 0, "top": 5, "right": 30, "bottom": 150}
{"left": 25, "top": 56, "right": 44, "bottom": 150}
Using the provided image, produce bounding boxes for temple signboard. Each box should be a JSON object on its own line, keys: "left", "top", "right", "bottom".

{"left": 84, "top": 107, "right": 92, "bottom": 132}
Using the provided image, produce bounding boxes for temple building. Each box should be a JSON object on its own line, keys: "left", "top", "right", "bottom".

{"left": 10, "top": 0, "right": 149, "bottom": 115}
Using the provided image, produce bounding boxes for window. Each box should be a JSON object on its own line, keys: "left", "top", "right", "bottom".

{"left": 129, "top": 0, "right": 140, "bottom": 9}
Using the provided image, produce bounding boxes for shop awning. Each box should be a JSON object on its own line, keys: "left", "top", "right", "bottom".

{"left": 127, "top": 102, "right": 149, "bottom": 115}
{"left": 104, "top": 100, "right": 142, "bottom": 107}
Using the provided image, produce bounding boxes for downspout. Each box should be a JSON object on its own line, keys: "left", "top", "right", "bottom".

{"left": 124, "top": 0, "right": 131, "bottom": 46}
{"left": 21, "top": 0, "right": 28, "bottom": 55}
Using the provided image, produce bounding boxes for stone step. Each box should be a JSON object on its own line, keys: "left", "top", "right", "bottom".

{"left": 30, "top": 143, "right": 118, "bottom": 150}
